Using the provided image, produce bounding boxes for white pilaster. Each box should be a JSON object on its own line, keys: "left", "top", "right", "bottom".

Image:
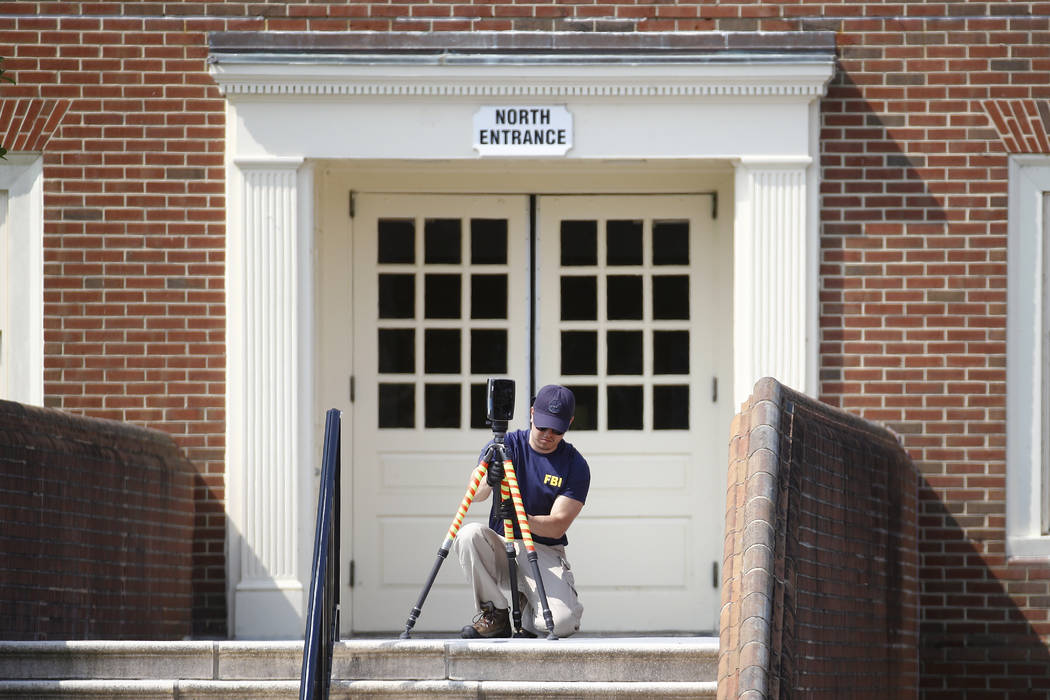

{"left": 733, "top": 158, "right": 816, "bottom": 406}
{"left": 227, "top": 158, "right": 315, "bottom": 638}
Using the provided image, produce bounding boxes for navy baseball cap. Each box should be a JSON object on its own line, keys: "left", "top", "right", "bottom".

{"left": 533, "top": 385, "right": 575, "bottom": 433}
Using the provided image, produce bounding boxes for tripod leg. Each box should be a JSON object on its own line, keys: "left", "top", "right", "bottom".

{"left": 526, "top": 551, "right": 557, "bottom": 639}
{"left": 399, "top": 537, "right": 451, "bottom": 640}
{"left": 502, "top": 458, "right": 558, "bottom": 640}
{"left": 500, "top": 482, "right": 524, "bottom": 635}
{"left": 400, "top": 461, "right": 489, "bottom": 639}
{"left": 506, "top": 549, "right": 524, "bottom": 635}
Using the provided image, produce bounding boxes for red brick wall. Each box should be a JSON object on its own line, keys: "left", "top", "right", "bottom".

{"left": 0, "top": 3, "right": 1047, "bottom": 685}
{"left": 0, "top": 400, "right": 194, "bottom": 640}
{"left": 814, "top": 9, "right": 1050, "bottom": 699}
{"left": 720, "top": 377, "right": 920, "bottom": 699}
{"left": 0, "top": 6, "right": 231, "bottom": 636}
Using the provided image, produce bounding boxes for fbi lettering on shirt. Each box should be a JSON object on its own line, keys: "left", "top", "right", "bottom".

{"left": 543, "top": 474, "right": 563, "bottom": 488}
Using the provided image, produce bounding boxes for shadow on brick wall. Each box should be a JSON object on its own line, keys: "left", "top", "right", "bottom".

{"left": 918, "top": 481, "right": 1050, "bottom": 699}
{"left": 191, "top": 469, "right": 228, "bottom": 639}
{"left": 818, "top": 55, "right": 1050, "bottom": 697}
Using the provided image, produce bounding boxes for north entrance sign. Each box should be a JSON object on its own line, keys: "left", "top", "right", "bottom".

{"left": 473, "top": 105, "right": 573, "bottom": 156}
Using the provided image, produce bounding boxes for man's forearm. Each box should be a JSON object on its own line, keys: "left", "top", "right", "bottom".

{"left": 526, "top": 513, "right": 571, "bottom": 539}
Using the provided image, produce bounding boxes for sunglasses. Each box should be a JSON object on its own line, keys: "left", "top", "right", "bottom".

{"left": 536, "top": 427, "right": 564, "bottom": 436}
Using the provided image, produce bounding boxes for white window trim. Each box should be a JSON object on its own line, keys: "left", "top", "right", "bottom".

{"left": 1006, "top": 154, "right": 1050, "bottom": 559}
{"left": 0, "top": 155, "right": 44, "bottom": 406}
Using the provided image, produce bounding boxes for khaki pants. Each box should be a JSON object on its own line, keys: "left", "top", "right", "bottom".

{"left": 452, "top": 521, "right": 584, "bottom": 637}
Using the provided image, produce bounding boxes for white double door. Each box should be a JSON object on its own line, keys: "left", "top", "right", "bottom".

{"left": 345, "top": 192, "right": 731, "bottom": 634}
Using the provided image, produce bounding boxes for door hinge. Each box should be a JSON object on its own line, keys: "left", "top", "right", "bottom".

{"left": 349, "top": 190, "right": 356, "bottom": 218}
{"left": 349, "top": 375, "right": 355, "bottom": 403}
{"left": 712, "top": 377, "right": 718, "bottom": 403}
{"left": 711, "top": 191, "right": 718, "bottom": 219}
{"left": 712, "top": 561, "right": 720, "bottom": 588}
{"left": 349, "top": 560, "right": 355, "bottom": 588}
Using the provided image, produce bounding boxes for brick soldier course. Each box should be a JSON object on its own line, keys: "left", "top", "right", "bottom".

{"left": 1, "top": 1, "right": 1047, "bottom": 695}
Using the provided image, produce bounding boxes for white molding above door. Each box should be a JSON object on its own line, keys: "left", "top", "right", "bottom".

{"left": 210, "top": 36, "right": 834, "bottom": 163}
{"left": 212, "top": 56, "right": 833, "bottom": 98}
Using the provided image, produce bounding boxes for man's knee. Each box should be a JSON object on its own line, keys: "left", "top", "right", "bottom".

{"left": 458, "top": 521, "right": 483, "bottom": 538}
{"left": 527, "top": 596, "right": 582, "bottom": 638}
{"left": 530, "top": 609, "right": 581, "bottom": 638}
{"left": 453, "top": 522, "right": 496, "bottom": 562}
{"left": 554, "top": 598, "right": 583, "bottom": 637}
{"left": 552, "top": 614, "right": 580, "bottom": 638}
{"left": 456, "top": 521, "right": 489, "bottom": 548}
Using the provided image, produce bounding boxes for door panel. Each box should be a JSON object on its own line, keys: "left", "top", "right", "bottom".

{"left": 350, "top": 194, "right": 530, "bottom": 632}
{"left": 535, "top": 195, "right": 727, "bottom": 632}
{"left": 345, "top": 192, "right": 730, "bottom": 634}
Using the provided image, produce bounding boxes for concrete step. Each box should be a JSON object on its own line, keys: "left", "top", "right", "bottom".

{"left": 0, "top": 680, "right": 715, "bottom": 699}
{"left": 0, "top": 637, "right": 718, "bottom": 698}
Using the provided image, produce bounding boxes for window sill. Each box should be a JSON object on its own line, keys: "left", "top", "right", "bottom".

{"left": 1007, "top": 535, "right": 1050, "bottom": 561}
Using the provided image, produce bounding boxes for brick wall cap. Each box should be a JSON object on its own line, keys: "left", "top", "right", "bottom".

{"left": 0, "top": 399, "right": 190, "bottom": 466}
{"left": 749, "top": 377, "right": 908, "bottom": 452}
{"left": 208, "top": 30, "right": 837, "bottom": 62}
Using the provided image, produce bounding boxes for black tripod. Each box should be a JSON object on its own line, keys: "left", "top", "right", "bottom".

{"left": 399, "top": 428, "right": 558, "bottom": 640}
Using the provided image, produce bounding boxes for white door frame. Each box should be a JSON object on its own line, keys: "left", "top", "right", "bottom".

{"left": 211, "top": 40, "right": 834, "bottom": 638}
{"left": 316, "top": 162, "right": 739, "bottom": 636}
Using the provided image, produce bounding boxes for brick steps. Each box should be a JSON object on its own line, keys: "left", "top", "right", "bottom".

{"left": 0, "top": 638, "right": 718, "bottom": 699}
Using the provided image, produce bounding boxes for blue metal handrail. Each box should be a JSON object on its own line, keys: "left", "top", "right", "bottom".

{"left": 300, "top": 408, "right": 341, "bottom": 700}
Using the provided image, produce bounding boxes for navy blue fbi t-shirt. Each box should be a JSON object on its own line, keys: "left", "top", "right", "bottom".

{"left": 482, "top": 428, "right": 590, "bottom": 547}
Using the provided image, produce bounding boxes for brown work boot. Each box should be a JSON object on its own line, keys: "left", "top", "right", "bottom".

{"left": 460, "top": 601, "right": 511, "bottom": 638}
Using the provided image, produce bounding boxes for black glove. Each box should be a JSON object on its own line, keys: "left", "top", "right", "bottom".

{"left": 498, "top": 497, "right": 516, "bottom": 522}
{"left": 486, "top": 459, "right": 505, "bottom": 488}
